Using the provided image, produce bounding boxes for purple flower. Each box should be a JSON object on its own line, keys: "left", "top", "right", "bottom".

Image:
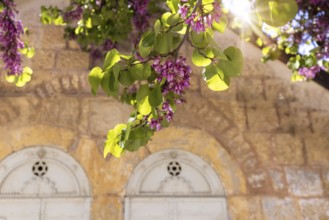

{"left": 298, "top": 66, "right": 321, "bottom": 79}
{"left": 178, "top": 4, "right": 189, "bottom": 19}
{"left": 0, "top": 0, "right": 24, "bottom": 76}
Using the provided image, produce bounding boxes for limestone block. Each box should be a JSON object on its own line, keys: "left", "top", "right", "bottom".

{"left": 247, "top": 169, "right": 271, "bottom": 193}
{"left": 56, "top": 50, "right": 89, "bottom": 70}
{"left": 227, "top": 196, "right": 262, "bottom": 220}
{"left": 285, "top": 167, "right": 323, "bottom": 196}
{"left": 273, "top": 134, "right": 304, "bottom": 165}
{"left": 31, "top": 50, "right": 56, "bottom": 70}
{"left": 31, "top": 98, "right": 80, "bottom": 129}
{"left": 261, "top": 197, "right": 301, "bottom": 220}
{"left": 311, "top": 111, "right": 329, "bottom": 133}
{"left": 0, "top": 125, "right": 75, "bottom": 152}
{"left": 263, "top": 79, "right": 295, "bottom": 103}
{"left": 268, "top": 168, "right": 287, "bottom": 193}
{"left": 246, "top": 104, "right": 279, "bottom": 132}
{"left": 304, "top": 133, "right": 329, "bottom": 166}
{"left": 210, "top": 101, "right": 247, "bottom": 130}
{"left": 277, "top": 104, "right": 312, "bottom": 134}
{"left": 323, "top": 169, "right": 329, "bottom": 196}
{"left": 89, "top": 99, "right": 132, "bottom": 136}
{"left": 39, "top": 26, "right": 66, "bottom": 49}
{"left": 242, "top": 59, "right": 273, "bottom": 78}
{"left": 237, "top": 77, "right": 265, "bottom": 102}
{"left": 299, "top": 199, "right": 329, "bottom": 220}
{"left": 244, "top": 132, "right": 273, "bottom": 166}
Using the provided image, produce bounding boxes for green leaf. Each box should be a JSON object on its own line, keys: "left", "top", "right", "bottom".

{"left": 204, "top": 65, "right": 230, "bottom": 91}
{"left": 206, "top": 73, "right": 230, "bottom": 91}
{"left": 218, "top": 47, "right": 243, "bottom": 77}
{"left": 148, "top": 85, "right": 163, "bottom": 107}
{"left": 192, "top": 49, "right": 212, "bottom": 67}
{"left": 88, "top": 67, "right": 104, "bottom": 95}
{"left": 136, "top": 85, "right": 152, "bottom": 115}
{"left": 103, "top": 49, "right": 121, "bottom": 70}
{"left": 141, "top": 31, "right": 155, "bottom": 47}
{"left": 161, "top": 12, "right": 173, "bottom": 27}
{"left": 154, "top": 32, "right": 174, "bottom": 54}
{"left": 131, "top": 63, "right": 152, "bottom": 80}
{"left": 256, "top": 0, "right": 298, "bottom": 27}
{"left": 166, "top": 0, "right": 179, "bottom": 13}
{"left": 139, "top": 32, "right": 153, "bottom": 58}
{"left": 119, "top": 70, "right": 135, "bottom": 86}
{"left": 167, "top": 13, "right": 181, "bottom": 26}
{"left": 212, "top": 15, "right": 227, "bottom": 33}
{"left": 125, "top": 127, "right": 154, "bottom": 152}
{"left": 191, "top": 31, "right": 208, "bottom": 48}
{"left": 104, "top": 124, "right": 127, "bottom": 158}
{"left": 154, "top": 19, "right": 162, "bottom": 35}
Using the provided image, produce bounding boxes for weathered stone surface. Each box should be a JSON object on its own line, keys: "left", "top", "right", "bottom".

{"left": 246, "top": 104, "right": 279, "bottom": 132}
{"left": 31, "top": 50, "right": 56, "bottom": 70}
{"left": 228, "top": 196, "right": 262, "bottom": 220}
{"left": 286, "top": 168, "right": 323, "bottom": 196}
{"left": 322, "top": 168, "right": 329, "bottom": 195}
{"left": 92, "top": 196, "right": 123, "bottom": 220}
{"left": 89, "top": 99, "right": 132, "bottom": 136}
{"left": 311, "top": 110, "right": 329, "bottom": 132}
{"left": 0, "top": 125, "right": 75, "bottom": 152}
{"left": 277, "top": 103, "right": 312, "bottom": 134}
{"left": 268, "top": 168, "right": 287, "bottom": 193}
{"left": 273, "top": 134, "right": 304, "bottom": 165}
{"left": 237, "top": 77, "right": 265, "bottom": 102}
{"left": 244, "top": 132, "right": 273, "bottom": 166}
{"left": 264, "top": 79, "right": 295, "bottom": 103}
{"left": 40, "top": 26, "right": 66, "bottom": 49}
{"left": 262, "top": 197, "right": 301, "bottom": 220}
{"left": 56, "top": 50, "right": 90, "bottom": 70}
{"left": 299, "top": 199, "right": 329, "bottom": 220}
{"left": 304, "top": 133, "right": 329, "bottom": 166}
{"left": 210, "top": 101, "right": 247, "bottom": 130}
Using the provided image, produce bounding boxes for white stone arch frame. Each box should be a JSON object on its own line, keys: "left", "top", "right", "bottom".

{"left": 0, "top": 145, "right": 91, "bottom": 220}
{"left": 125, "top": 149, "right": 229, "bottom": 220}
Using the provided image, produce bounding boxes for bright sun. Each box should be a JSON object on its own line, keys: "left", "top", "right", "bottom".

{"left": 222, "top": 0, "right": 252, "bottom": 22}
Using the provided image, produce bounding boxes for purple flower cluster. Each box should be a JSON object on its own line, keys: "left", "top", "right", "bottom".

{"left": 149, "top": 56, "right": 191, "bottom": 131}
{"left": 153, "top": 56, "right": 191, "bottom": 95}
{"left": 149, "top": 101, "right": 174, "bottom": 131}
{"left": 129, "top": 0, "right": 149, "bottom": 31}
{"left": 298, "top": 66, "right": 321, "bottom": 79}
{"left": 0, "top": 0, "right": 24, "bottom": 76}
{"left": 290, "top": 0, "right": 329, "bottom": 67}
{"left": 178, "top": 1, "right": 222, "bottom": 33}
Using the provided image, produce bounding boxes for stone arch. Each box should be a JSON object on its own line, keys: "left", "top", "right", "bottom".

{"left": 127, "top": 149, "right": 225, "bottom": 196}
{"left": 125, "top": 148, "right": 234, "bottom": 219}
{"left": 145, "top": 126, "right": 247, "bottom": 195}
{"left": 0, "top": 145, "right": 91, "bottom": 219}
{"left": 0, "top": 145, "right": 90, "bottom": 196}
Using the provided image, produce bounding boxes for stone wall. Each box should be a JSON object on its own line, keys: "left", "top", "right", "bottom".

{"left": 0, "top": 1, "right": 328, "bottom": 219}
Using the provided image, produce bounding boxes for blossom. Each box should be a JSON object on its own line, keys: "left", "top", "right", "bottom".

{"left": 298, "top": 66, "right": 321, "bottom": 79}
{"left": 178, "top": 2, "right": 223, "bottom": 34}
{"left": 0, "top": 0, "right": 24, "bottom": 76}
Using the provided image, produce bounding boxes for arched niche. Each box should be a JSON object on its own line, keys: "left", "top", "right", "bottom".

{"left": 0, "top": 145, "right": 91, "bottom": 220}
{"left": 125, "top": 149, "right": 229, "bottom": 220}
